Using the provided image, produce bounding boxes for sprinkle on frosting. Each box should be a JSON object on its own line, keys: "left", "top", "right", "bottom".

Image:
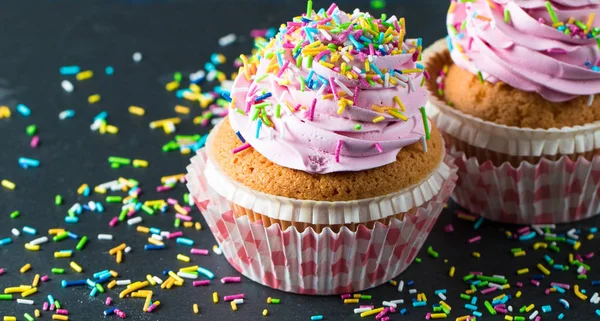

{"left": 447, "top": 0, "right": 600, "bottom": 102}
{"left": 228, "top": 2, "right": 431, "bottom": 173}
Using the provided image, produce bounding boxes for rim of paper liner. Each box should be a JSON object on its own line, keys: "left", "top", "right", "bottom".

{"left": 193, "top": 121, "right": 454, "bottom": 225}
{"left": 423, "top": 38, "right": 600, "bottom": 157}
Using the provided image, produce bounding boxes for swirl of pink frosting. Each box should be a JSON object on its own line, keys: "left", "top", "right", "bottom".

{"left": 227, "top": 7, "right": 430, "bottom": 174}
{"left": 447, "top": 0, "right": 600, "bottom": 102}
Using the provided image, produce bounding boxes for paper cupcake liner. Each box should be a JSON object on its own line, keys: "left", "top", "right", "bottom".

{"left": 423, "top": 39, "right": 600, "bottom": 224}
{"left": 186, "top": 149, "right": 458, "bottom": 295}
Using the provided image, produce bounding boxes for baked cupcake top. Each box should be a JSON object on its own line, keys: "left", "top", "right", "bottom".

{"left": 447, "top": 0, "right": 600, "bottom": 102}
{"left": 226, "top": 3, "right": 432, "bottom": 174}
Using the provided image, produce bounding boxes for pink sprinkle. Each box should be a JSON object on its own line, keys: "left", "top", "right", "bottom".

{"left": 585, "top": 252, "right": 595, "bottom": 259}
{"left": 276, "top": 60, "right": 290, "bottom": 78}
{"left": 41, "top": 275, "right": 49, "bottom": 282}
{"left": 0, "top": 268, "right": 4, "bottom": 275}
{"left": 50, "top": 304, "right": 55, "bottom": 311}
{"left": 516, "top": 282, "right": 523, "bottom": 288}
{"left": 314, "top": 50, "right": 330, "bottom": 62}
{"left": 423, "top": 70, "right": 430, "bottom": 80}
{"left": 167, "top": 198, "right": 178, "bottom": 205}
{"left": 494, "top": 307, "right": 507, "bottom": 314}
{"left": 183, "top": 206, "right": 191, "bottom": 213}
{"left": 531, "top": 279, "right": 540, "bottom": 287}
{"left": 224, "top": 294, "right": 244, "bottom": 301}
{"left": 544, "top": 288, "right": 550, "bottom": 295}
{"left": 106, "top": 297, "right": 113, "bottom": 306}
{"left": 30, "top": 136, "right": 39, "bottom": 148}
{"left": 369, "top": 43, "right": 375, "bottom": 56}
{"left": 309, "top": 98, "right": 317, "bottom": 121}
{"left": 352, "top": 86, "right": 359, "bottom": 105}
{"left": 329, "top": 77, "right": 339, "bottom": 100}
{"left": 335, "top": 140, "right": 343, "bottom": 163}
{"left": 376, "top": 307, "right": 389, "bottom": 320}
{"left": 326, "top": 3, "right": 337, "bottom": 15}
{"left": 358, "top": 52, "right": 366, "bottom": 62}
{"left": 175, "top": 214, "right": 192, "bottom": 222}
{"left": 374, "top": 143, "right": 383, "bottom": 153}
{"left": 167, "top": 231, "right": 183, "bottom": 239}
{"left": 245, "top": 100, "right": 252, "bottom": 114}
{"left": 232, "top": 143, "right": 251, "bottom": 154}
{"left": 517, "top": 227, "right": 530, "bottom": 235}
{"left": 444, "top": 224, "right": 454, "bottom": 232}
{"left": 360, "top": 305, "right": 374, "bottom": 309}
{"left": 548, "top": 48, "right": 568, "bottom": 54}
{"left": 551, "top": 282, "right": 570, "bottom": 290}
{"left": 56, "top": 309, "right": 69, "bottom": 315}
{"left": 221, "top": 276, "right": 241, "bottom": 284}
{"left": 250, "top": 29, "right": 268, "bottom": 38}
{"left": 43, "top": 302, "right": 48, "bottom": 311}
{"left": 580, "top": 268, "right": 588, "bottom": 275}
{"left": 468, "top": 236, "right": 481, "bottom": 244}
{"left": 193, "top": 280, "right": 211, "bottom": 286}
{"left": 538, "top": 17, "right": 546, "bottom": 24}
{"left": 469, "top": 272, "right": 483, "bottom": 275}
{"left": 147, "top": 303, "right": 159, "bottom": 312}
{"left": 191, "top": 248, "right": 209, "bottom": 255}
{"left": 341, "top": 294, "right": 351, "bottom": 300}
{"left": 109, "top": 216, "right": 119, "bottom": 227}
{"left": 295, "top": 104, "right": 301, "bottom": 112}
{"left": 156, "top": 185, "right": 173, "bottom": 192}
{"left": 381, "top": 317, "right": 389, "bottom": 321}
{"left": 576, "top": 254, "right": 584, "bottom": 262}
{"left": 481, "top": 287, "right": 496, "bottom": 295}
{"left": 127, "top": 210, "right": 136, "bottom": 217}
{"left": 425, "top": 313, "right": 431, "bottom": 320}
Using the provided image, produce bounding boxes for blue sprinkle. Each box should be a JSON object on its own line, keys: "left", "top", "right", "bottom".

{"left": 434, "top": 289, "right": 447, "bottom": 295}
{"left": 176, "top": 237, "right": 194, "bottom": 246}
{"left": 86, "top": 279, "right": 97, "bottom": 287}
{"left": 47, "top": 295, "right": 55, "bottom": 304}
{"left": 149, "top": 227, "right": 161, "bottom": 235}
{"left": 473, "top": 217, "right": 484, "bottom": 230}
{"left": 59, "top": 65, "right": 81, "bottom": 75}
{"left": 16, "top": 104, "right": 31, "bottom": 117}
{"left": 532, "top": 274, "right": 545, "bottom": 280}
{"left": 235, "top": 131, "right": 246, "bottom": 143}
{"left": 596, "top": 309, "right": 600, "bottom": 316}
{"left": 90, "top": 287, "right": 98, "bottom": 297}
{"left": 412, "top": 301, "right": 426, "bottom": 307}
{"left": 67, "top": 232, "right": 78, "bottom": 239}
{"left": 359, "top": 36, "right": 372, "bottom": 44}
{"left": 23, "top": 226, "right": 37, "bottom": 235}
{"left": 519, "top": 231, "right": 536, "bottom": 241}
{"left": 144, "top": 244, "right": 165, "bottom": 250}
{"left": 591, "top": 227, "right": 598, "bottom": 233}
{"left": 553, "top": 286, "right": 566, "bottom": 294}
{"left": 94, "top": 111, "right": 108, "bottom": 121}
{"left": 473, "top": 311, "right": 482, "bottom": 317}
{"left": 406, "top": 280, "right": 415, "bottom": 286}
{"left": 18, "top": 157, "right": 40, "bottom": 168}
{"left": 96, "top": 202, "right": 104, "bottom": 212}
{"left": 93, "top": 270, "right": 110, "bottom": 278}
{"left": 104, "top": 307, "right": 118, "bottom": 316}
{"left": 254, "top": 92, "right": 272, "bottom": 102}
{"left": 0, "top": 238, "right": 12, "bottom": 246}
{"left": 310, "top": 316, "right": 323, "bottom": 321}
{"left": 197, "top": 267, "right": 215, "bottom": 279}
{"left": 464, "top": 304, "right": 478, "bottom": 311}
{"left": 582, "top": 289, "right": 587, "bottom": 294}
{"left": 471, "top": 296, "right": 478, "bottom": 305}
{"left": 592, "top": 280, "right": 600, "bottom": 286}
{"left": 221, "top": 92, "right": 232, "bottom": 102}
{"left": 400, "top": 308, "right": 407, "bottom": 315}
{"left": 65, "top": 216, "right": 78, "bottom": 224}
{"left": 204, "top": 62, "right": 216, "bottom": 71}
{"left": 446, "top": 36, "right": 454, "bottom": 52}
{"left": 256, "top": 119, "right": 262, "bottom": 139}
{"left": 566, "top": 238, "right": 576, "bottom": 245}
{"left": 105, "top": 66, "right": 114, "bottom": 75}
{"left": 541, "top": 305, "right": 552, "bottom": 313}
{"left": 558, "top": 313, "right": 564, "bottom": 319}
{"left": 61, "top": 279, "right": 87, "bottom": 287}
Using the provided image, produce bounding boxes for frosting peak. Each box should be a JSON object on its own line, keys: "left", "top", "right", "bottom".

{"left": 227, "top": 4, "right": 431, "bottom": 174}
{"left": 447, "top": 0, "right": 600, "bottom": 102}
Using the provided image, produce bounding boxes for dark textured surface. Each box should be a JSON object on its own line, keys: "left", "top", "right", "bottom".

{"left": 1, "top": 1, "right": 599, "bottom": 320}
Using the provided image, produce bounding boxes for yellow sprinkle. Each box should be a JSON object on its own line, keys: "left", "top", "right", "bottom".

{"left": 430, "top": 313, "right": 447, "bottom": 319}
{"left": 54, "top": 251, "right": 72, "bottom": 258}
{"left": 364, "top": 60, "right": 371, "bottom": 72}
{"left": 109, "top": 243, "right": 127, "bottom": 255}
{"left": 503, "top": 284, "right": 511, "bottom": 290}
{"left": 88, "top": 94, "right": 101, "bottom": 104}
{"left": 574, "top": 241, "right": 581, "bottom": 251}
{"left": 189, "top": 83, "right": 201, "bottom": 93}
{"left": 1, "top": 179, "right": 16, "bottom": 190}
{"left": 128, "top": 106, "right": 145, "bottom": 116}
{"left": 119, "top": 281, "right": 148, "bottom": 298}
{"left": 318, "top": 61, "right": 334, "bottom": 69}
{"left": 4, "top": 318, "right": 16, "bottom": 321}
{"left": 387, "top": 109, "right": 408, "bottom": 121}
{"left": 70, "top": 261, "right": 83, "bottom": 273}
{"left": 263, "top": 309, "right": 269, "bottom": 316}
{"left": 533, "top": 242, "right": 547, "bottom": 250}
{"left": 353, "top": 294, "right": 361, "bottom": 299}
{"left": 0, "top": 106, "right": 11, "bottom": 118}
{"left": 143, "top": 293, "right": 153, "bottom": 312}
{"left": 400, "top": 69, "right": 422, "bottom": 74}
{"left": 515, "top": 291, "right": 522, "bottom": 298}
{"left": 574, "top": 284, "right": 588, "bottom": 300}
{"left": 168, "top": 271, "right": 184, "bottom": 284}
{"left": 20, "top": 264, "right": 31, "bottom": 273}
{"left": 179, "top": 265, "right": 199, "bottom": 273}
{"left": 505, "top": 316, "right": 514, "bottom": 321}
{"left": 493, "top": 294, "right": 506, "bottom": 301}
{"left": 525, "top": 304, "right": 535, "bottom": 313}
{"left": 147, "top": 238, "right": 164, "bottom": 246}
{"left": 4, "top": 286, "right": 31, "bottom": 294}
{"left": 174, "top": 105, "right": 190, "bottom": 114}
{"left": 588, "top": 233, "right": 595, "bottom": 240}
{"left": 25, "top": 243, "right": 40, "bottom": 251}
{"left": 193, "top": 303, "right": 199, "bottom": 314}
{"left": 106, "top": 125, "right": 119, "bottom": 134}
{"left": 177, "top": 254, "right": 191, "bottom": 263}
{"left": 449, "top": 266, "right": 455, "bottom": 277}
{"left": 472, "top": 252, "right": 481, "bottom": 258}
{"left": 108, "top": 280, "right": 117, "bottom": 289}
{"left": 393, "top": 96, "right": 406, "bottom": 111}
{"left": 149, "top": 117, "right": 182, "bottom": 129}
{"left": 32, "top": 274, "right": 40, "bottom": 287}
{"left": 52, "top": 315, "right": 69, "bottom": 321}
{"left": 513, "top": 251, "right": 526, "bottom": 257}
{"left": 34, "top": 310, "right": 40, "bottom": 318}
{"left": 439, "top": 301, "right": 451, "bottom": 311}
{"left": 21, "top": 287, "right": 37, "bottom": 297}
{"left": 110, "top": 270, "right": 119, "bottom": 277}
{"left": 146, "top": 274, "right": 156, "bottom": 286}
{"left": 517, "top": 268, "right": 529, "bottom": 275}
{"left": 195, "top": 222, "right": 202, "bottom": 230}
{"left": 116, "top": 250, "right": 123, "bottom": 264}
{"left": 373, "top": 116, "right": 385, "bottom": 123}
{"left": 231, "top": 300, "right": 238, "bottom": 311}
{"left": 76, "top": 184, "right": 88, "bottom": 195}
{"left": 360, "top": 307, "right": 384, "bottom": 317}
{"left": 537, "top": 263, "right": 550, "bottom": 276}
{"left": 586, "top": 13, "right": 596, "bottom": 31}
{"left": 183, "top": 221, "right": 194, "bottom": 228}
{"left": 166, "top": 81, "right": 180, "bottom": 92}
{"left": 76, "top": 70, "right": 93, "bottom": 81}
{"left": 213, "top": 292, "right": 219, "bottom": 303}
{"left": 344, "top": 299, "right": 359, "bottom": 304}
{"left": 137, "top": 226, "right": 150, "bottom": 234}
{"left": 94, "top": 186, "right": 107, "bottom": 194}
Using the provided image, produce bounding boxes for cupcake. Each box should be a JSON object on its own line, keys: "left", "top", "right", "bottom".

{"left": 425, "top": 0, "right": 600, "bottom": 224}
{"left": 186, "top": 3, "right": 457, "bottom": 294}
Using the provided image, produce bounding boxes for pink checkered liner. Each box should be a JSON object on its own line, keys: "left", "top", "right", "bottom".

{"left": 186, "top": 149, "right": 458, "bottom": 295}
{"left": 450, "top": 148, "right": 600, "bottom": 224}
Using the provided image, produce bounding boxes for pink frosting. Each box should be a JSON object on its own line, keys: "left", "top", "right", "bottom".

{"left": 228, "top": 8, "right": 430, "bottom": 174}
{"left": 447, "top": 0, "right": 600, "bottom": 102}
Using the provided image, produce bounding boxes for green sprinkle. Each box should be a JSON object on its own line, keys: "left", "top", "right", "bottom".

{"left": 106, "top": 196, "right": 123, "bottom": 203}
{"left": 461, "top": 20, "right": 468, "bottom": 31}
{"left": 107, "top": 156, "right": 131, "bottom": 165}
{"left": 414, "top": 257, "right": 422, "bottom": 263}
{"left": 55, "top": 300, "right": 61, "bottom": 309}
{"left": 514, "top": 317, "right": 525, "bottom": 321}
{"left": 463, "top": 274, "right": 475, "bottom": 281}
{"left": 96, "top": 283, "right": 105, "bottom": 293}
{"left": 548, "top": 244, "right": 560, "bottom": 252}
{"left": 252, "top": 108, "right": 261, "bottom": 121}
{"left": 55, "top": 195, "right": 63, "bottom": 205}
{"left": 367, "top": 79, "right": 376, "bottom": 87}
{"left": 0, "top": 294, "right": 12, "bottom": 300}
{"left": 76, "top": 236, "right": 88, "bottom": 251}
{"left": 460, "top": 293, "right": 471, "bottom": 300}
{"left": 26, "top": 124, "right": 37, "bottom": 136}
{"left": 275, "top": 104, "right": 281, "bottom": 118}
{"left": 24, "top": 313, "right": 34, "bottom": 321}
{"left": 354, "top": 124, "right": 362, "bottom": 130}
{"left": 306, "top": 0, "right": 312, "bottom": 18}
{"left": 174, "top": 72, "right": 182, "bottom": 82}
{"left": 370, "top": 0, "right": 385, "bottom": 9}
{"left": 10, "top": 210, "right": 20, "bottom": 219}
{"left": 184, "top": 193, "right": 189, "bottom": 204}
{"left": 174, "top": 218, "right": 181, "bottom": 228}
{"left": 433, "top": 306, "right": 442, "bottom": 312}
{"left": 270, "top": 298, "right": 281, "bottom": 304}
{"left": 475, "top": 275, "right": 507, "bottom": 284}
{"left": 142, "top": 205, "right": 155, "bottom": 215}
{"left": 448, "top": 24, "right": 459, "bottom": 36}
{"left": 437, "top": 89, "right": 444, "bottom": 96}
{"left": 545, "top": 236, "right": 565, "bottom": 242}
{"left": 596, "top": 38, "right": 600, "bottom": 52}
{"left": 235, "top": 108, "right": 245, "bottom": 115}
{"left": 420, "top": 107, "right": 430, "bottom": 140}
{"left": 476, "top": 281, "right": 488, "bottom": 288}
{"left": 511, "top": 248, "right": 523, "bottom": 253}
{"left": 484, "top": 300, "right": 496, "bottom": 315}
{"left": 545, "top": 1, "right": 559, "bottom": 24}
{"left": 574, "top": 20, "right": 587, "bottom": 31}
{"left": 441, "top": 306, "right": 450, "bottom": 314}
{"left": 360, "top": 295, "right": 371, "bottom": 300}
{"left": 111, "top": 163, "right": 120, "bottom": 169}
{"left": 504, "top": 9, "right": 511, "bottom": 24}
{"left": 519, "top": 306, "right": 527, "bottom": 313}
{"left": 53, "top": 232, "right": 69, "bottom": 242}
{"left": 51, "top": 268, "right": 65, "bottom": 274}
{"left": 119, "top": 209, "right": 128, "bottom": 221}
{"left": 307, "top": 55, "right": 314, "bottom": 68}
{"left": 427, "top": 246, "right": 439, "bottom": 258}
{"left": 420, "top": 76, "right": 426, "bottom": 87}
{"left": 296, "top": 55, "right": 303, "bottom": 68}
{"left": 578, "top": 274, "right": 588, "bottom": 280}
{"left": 256, "top": 74, "right": 268, "bottom": 83}
{"left": 477, "top": 71, "right": 484, "bottom": 83}
{"left": 298, "top": 76, "right": 306, "bottom": 92}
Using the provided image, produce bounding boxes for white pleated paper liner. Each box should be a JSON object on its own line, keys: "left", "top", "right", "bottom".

{"left": 186, "top": 148, "right": 458, "bottom": 295}
{"left": 424, "top": 39, "right": 600, "bottom": 224}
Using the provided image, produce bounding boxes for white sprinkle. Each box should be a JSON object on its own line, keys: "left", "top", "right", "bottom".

{"left": 590, "top": 292, "right": 599, "bottom": 304}
{"left": 88, "top": 201, "right": 96, "bottom": 211}
{"left": 151, "top": 234, "right": 163, "bottom": 241}
{"left": 488, "top": 282, "right": 504, "bottom": 289}
{"left": 421, "top": 136, "right": 428, "bottom": 153}
{"left": 333, "top": 78, "right": 354, "bottom": 97}
{"left": 533, "top": 224, "right": 556, "bottom": 229}
{"left": 98, "top": 234, "right": 113, "bottom": 240}
{"left": 279, "top": 124, "right": 286, "bottom": 140}
{"left": 58, "top": 110, "right": 75, "bottom": 120}
{"left": 382, "top": 301, "right": 397, "bottom": 308}
{"left": 218, "top": 33, "right": 237, "bottom": 47}
{"left": 545, "top": 233, "right": 557, "bottom": 238}
{"left": 90, "top": 119, "right": 102, "bottom": 131}
{"left": 30, "top": 236, "right": 49, "bottom": 246}
{"left": 319, "top": 29, "right": 332, "bottom": 41}
{"left": 438, "top": 293, "right": 447, "bottom": 300}
{"left": 160, "top": 231, "right": 170, "bottom": 238}
{"left": 98, "top": 180, "right": 119, "bottom": 189}
{"left": 407, "top": 78, "right": 415, "bottom": 93}
{"left": 152, "top": 276, "right": 163, "bottom": 284}
{"left": 207, "top": 69, "right": 218, "bottom": 82}
{"left": 492, "top": 275, "right": 506, "bottom": 279}
{"left": 68, "top": 203, "right": 81, "bottom": 213}
{"left": 132, "top": 52, "right": 142, "bottom": 63}
{"left": 531, "top": 225, "right": 544, "bottom": 235}
{"left": 397, "top": 280, "right": 404, "bottom": 292}
{"left": 588, "top": 95, "right": 595, "bottom": 107}
{"left": 11, "top": 228, "right": 20, "bottom": 236}
{"left": 352, "top": 66, "right": 362, "bottom": 75}
{"left": 508, "top": 305, "right": 513, "bottom": 312}
{"left": 408, "top": 289, "right": 418, "bottom": 294}
{"left": 177, "top": 271, "right": 198, "bottom": 279}
{"left": 390, "top": 299, "right": 404, "bottom": 304}
{"left": 213, "top": 245, "right": 223, "bottom": 255}
{"left": 341, "top": 55, "right": 351, "bottom": 63}
{"left": 17, "top": 299, "right": 34, "bottom": 305}
{"left": 189, "top": 70, "right": 206, "bottom": 82}
{"left": 395, "top": 72, "right": 409, "bottom": 82}
{"left": 124, "top": 246, "right": 132, "bottom": 253}
{"left": 127, "top": 217, "right": 143, "bottom": 226}
{"left": 61, "top": 80, "right": 74, "bottom": 93}
{"left": 567, "top": 228, "right": 579, "bottom": 240}
{"left": 233, "top": 298, "right": 244, "bottom": 304}
{"left": 529, "top": 310, "right": 539, "bottom": 320}
{"left": 116, "top": 280, "right": 131, "bottom": 285}
{"left": 211, "top": 117, "right": 223, "bottom": 126}
{"left": 354, "top": 307, "right": 372, "bottom": 314}
{"left": 384, "top": 73, "right": 390, "bottom": 88}
{"left": 231, "top": 86, "right": 249, "bottom": 94}
{"left": 577, "top": 265, "right": 586, "bottom": 273}
{"left": 368, "top": 55, "right": 374, "bottom": 63}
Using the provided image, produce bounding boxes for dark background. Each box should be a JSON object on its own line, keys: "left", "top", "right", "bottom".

{"left": 0, "top": 0, "right": 599, "bottom": 320}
